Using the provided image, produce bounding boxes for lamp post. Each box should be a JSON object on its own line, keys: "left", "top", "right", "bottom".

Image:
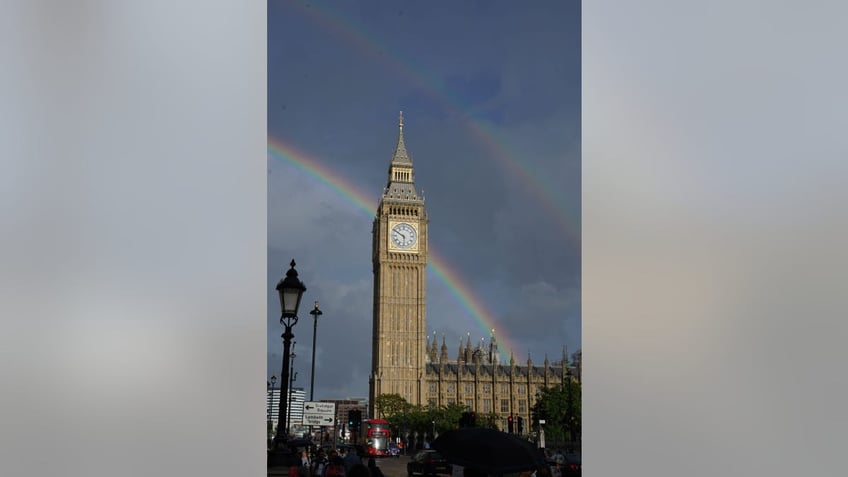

{"left": 268, "top": 375, "right": 277, "bottom": 438}
{"left": 566, "top": 367, "right": 574, "bottom": 448}
{"left": 274, "top": 260, "right": 306, "bottom": 447}
{"left": 309, "top": 301, "right": 323, "bottom": 401}
{"left": 308, "top": 301, "right": 322, "bottom": 443}
{"left": 286, "top": 343, "right": 296, "bottom": 436}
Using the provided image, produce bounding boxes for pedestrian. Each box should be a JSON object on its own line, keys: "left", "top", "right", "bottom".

{"left": 343, "top": 446, "right": 360, "bottom": 472}
{"left": 298, "top": 451, "right": 312, "bottom": 477}
{"left": 324, "top": 456, "right": 346, "bottom": 477}
{"left": 366, "top": 458, "right": 384, "bottom": 477}
{"left": 312, "top": 449, "right": 329, "bottom": 477}
{"left": 348, "top": 463, "right": 371, "bottom": 477}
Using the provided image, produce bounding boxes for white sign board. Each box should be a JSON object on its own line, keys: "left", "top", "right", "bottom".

{"left": 303, "top": 401, "right": 336, "bottom": 427}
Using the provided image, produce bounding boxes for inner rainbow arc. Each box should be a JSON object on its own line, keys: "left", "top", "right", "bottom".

{"left": 269, "top": 136, "right": 515, "bottom": 359}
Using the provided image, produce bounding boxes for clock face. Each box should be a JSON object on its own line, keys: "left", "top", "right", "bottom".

{"left": 391, "top": 223, "right": 417, "bottom": 248}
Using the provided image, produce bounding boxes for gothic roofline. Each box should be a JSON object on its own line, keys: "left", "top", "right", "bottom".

{"left": 424, "top": 362, "right": 580, "bottom": 380}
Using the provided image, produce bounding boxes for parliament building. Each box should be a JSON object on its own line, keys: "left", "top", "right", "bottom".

{"left": 368, "top": 113, "right": 580, "bottom": 431}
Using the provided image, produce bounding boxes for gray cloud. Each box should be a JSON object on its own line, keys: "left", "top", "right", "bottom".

{"left": 268, "top": 1, "right": 581, "bottom": 399}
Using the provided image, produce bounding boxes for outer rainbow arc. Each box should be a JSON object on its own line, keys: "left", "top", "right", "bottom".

{"left": 286, "top": 2, "right": 580, "bottom": 249}
{"left": 268, "top": 136, "right": 513, "bottom": 360}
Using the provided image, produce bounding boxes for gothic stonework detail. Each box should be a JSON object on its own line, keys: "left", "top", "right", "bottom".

{"left": 368, "top": 113, "right": 580, "bottom": 428}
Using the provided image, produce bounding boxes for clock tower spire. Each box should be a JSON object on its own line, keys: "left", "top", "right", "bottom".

{"left": 370, "top": 112, "right": 429, "bottom": 416}
{"left": 384, "top": 111, "right": 419, "bottom": 201}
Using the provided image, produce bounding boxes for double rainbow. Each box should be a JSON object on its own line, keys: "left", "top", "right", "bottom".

{"left": 285, "top": 1, "right": 580, "bottom": 247}
{"left": 269, "top": 137, "right": 515, "bottom": 358}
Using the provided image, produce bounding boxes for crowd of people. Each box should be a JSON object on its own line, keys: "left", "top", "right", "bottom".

{"left": 288, "top": 447, "right": 385, "bottom": 477}
{"left": 278, "top": 442, "right": 578, "bottom": 477}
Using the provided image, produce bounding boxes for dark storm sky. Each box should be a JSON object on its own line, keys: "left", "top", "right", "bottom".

{"left": 268, "top": 0, "right": 580, "bottom": 400}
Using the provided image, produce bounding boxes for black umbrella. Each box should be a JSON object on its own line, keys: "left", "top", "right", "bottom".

{"left": 286, "top": 438, "right": 313, "bottom": 448}
{"left": 431, "top": 427, "right": 546, "bottom": 474}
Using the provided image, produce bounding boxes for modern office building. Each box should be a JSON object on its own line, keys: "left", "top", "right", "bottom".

{"left": 267, "top": 386, "right": 306, "bottom": 434}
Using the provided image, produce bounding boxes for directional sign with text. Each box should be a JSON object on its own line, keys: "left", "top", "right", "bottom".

{"left": 302, "top": 401, "right": 336, "bottom": 426}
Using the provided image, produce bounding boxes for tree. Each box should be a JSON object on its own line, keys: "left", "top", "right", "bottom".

{"left": 481, "top": 411, "right": 501, "bottom": 430}
{"left": 373, "top": 397, "right": 474, "bottom": 447}
{"left": 531, "top": 380, "right": 581, "bottom": 446}
{"left": 439, "top": 402, "right": 466, "bottom": 432}
{"left": 374, "top": 393, "right": 410, "bottom": 419}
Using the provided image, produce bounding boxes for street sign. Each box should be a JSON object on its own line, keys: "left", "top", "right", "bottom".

{"left": 303, "top": 401, "right": 336, "bottom": 427}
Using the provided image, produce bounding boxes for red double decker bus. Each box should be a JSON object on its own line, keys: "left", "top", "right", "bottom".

{"left": 363, "top": 419, "right": 391, "bottom": 457}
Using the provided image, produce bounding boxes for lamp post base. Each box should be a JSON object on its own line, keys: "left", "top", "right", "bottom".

{"left": 268, "top": 445, "right": 294, "bottom": 468}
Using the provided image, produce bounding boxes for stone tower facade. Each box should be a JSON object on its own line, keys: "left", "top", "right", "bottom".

{"left": 367, "top": 114, "right": 579, "bottom": 433}
{"left": 369, "top": 112, "right": 429, "bottom": 415}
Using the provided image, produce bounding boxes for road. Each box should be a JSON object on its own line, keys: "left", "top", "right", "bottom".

{"left": 363, "top": 454, "right": 454, "bottom": 477}
{"left": 367, "top": 454, "right": 411, "bottom": 477}
{"left": 269, "top": 453, "right": 450, "bottom": 477}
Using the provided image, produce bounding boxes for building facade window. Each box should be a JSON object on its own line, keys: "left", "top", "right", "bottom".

{"left": 483, "top": 384, "right": 490, "bottom": 394}
{"left": 447, "top": 384, "right": 455, "bottom": 393}
{"left": 518, "top": 385, "right": 525, "bottom": 395}
{"left": 483, "top": 399, "right": 491, "bottom": 412}
{"left": 447, "top": 399, "right": 455, "bottom": 406}
{"left": 465, "top": 384, "right": 473, "bottom": 394}
{"left": 501, "top": 384, "right": 508, "bottom": 394}
{"left": 501, "top": 399, "right": 509, "bottom": 413}
{"left": 429, "top": 383, "right": 436, "bottom": 392}
{"left": 465, "top": 399, "right": 473, "bottom": 410}
{"left": 518, "top": 400, "right": 526, "bottom": 413}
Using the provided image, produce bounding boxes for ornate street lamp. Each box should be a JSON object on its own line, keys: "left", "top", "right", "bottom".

{"left": 286, "top": 343, "right": 296, "bottom": 435}
{"left": 274, "top": 260, "right": 306, "bottom": 446}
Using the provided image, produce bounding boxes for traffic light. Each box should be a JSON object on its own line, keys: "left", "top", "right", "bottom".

{"left": 517, "top": 416, "right": 524, "bottom": 434}
{"left": 352, "top": 409, "right": 362, "bottom": 432}
{"left": 469, "top": 412, "right": 476, "bottom": 427}
{"left": 507, "top": 415, "right": 514, "bottom": 434}
{"left": 348, "top": 410, "right": 355, "bottom": 427}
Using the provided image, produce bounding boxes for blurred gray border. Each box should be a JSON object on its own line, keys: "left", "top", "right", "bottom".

{"left": 1, "top": 2, "right": 266, "bottom": 476}
{"left": 3, "top": 1, "right": 847, "bottom": 476}
{"left": 585, "top": 1, "right": 847, "bottom": 476}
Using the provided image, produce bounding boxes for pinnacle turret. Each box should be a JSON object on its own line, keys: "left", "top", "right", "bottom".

{"left": 488, "top": 329, "right": 500, "bottom": 365}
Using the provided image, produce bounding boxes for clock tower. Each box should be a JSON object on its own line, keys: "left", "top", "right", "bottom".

{"left": 370, "top": 112, "right": 429, "bottom": 415}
